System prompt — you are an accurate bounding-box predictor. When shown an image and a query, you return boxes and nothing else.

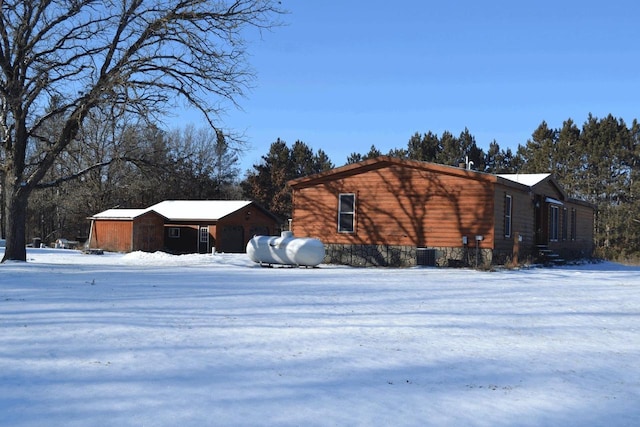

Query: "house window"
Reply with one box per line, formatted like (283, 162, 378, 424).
(504, 194, 512, 238)
(571, 208, 577, 240)
(168, 227, 180, 238)
(338, 193, 355, 233)
(200, 226, 209, 243)
(550, 205, 559, 241)
(562, 208, 568, 241)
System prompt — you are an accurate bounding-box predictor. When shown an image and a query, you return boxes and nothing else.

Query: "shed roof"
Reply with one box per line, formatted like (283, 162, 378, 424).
(90, 200, 280, 223)
(147, 200, 253, 221)
(91, 209, 151, 220)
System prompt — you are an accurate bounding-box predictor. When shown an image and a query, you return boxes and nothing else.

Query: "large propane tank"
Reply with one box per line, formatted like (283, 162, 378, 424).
(246, 231, 325, 267)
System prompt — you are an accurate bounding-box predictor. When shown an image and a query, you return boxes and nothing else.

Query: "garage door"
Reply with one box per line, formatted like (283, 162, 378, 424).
(219, 225, 244, 253)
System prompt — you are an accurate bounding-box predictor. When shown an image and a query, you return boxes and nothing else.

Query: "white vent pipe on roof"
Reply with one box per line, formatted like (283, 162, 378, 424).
(246, 231, 325, 267)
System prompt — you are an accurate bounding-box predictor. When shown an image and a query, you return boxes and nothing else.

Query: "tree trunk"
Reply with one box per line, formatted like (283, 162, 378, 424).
(2, 183, 29, 262)
(0, 177, 5, 239)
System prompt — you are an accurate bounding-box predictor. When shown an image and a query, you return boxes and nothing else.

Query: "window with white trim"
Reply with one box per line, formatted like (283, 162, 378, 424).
(168, 227, 180, 238)
(338, 193, 355, 233)
(550, 205, 559, 241)
(562, 208, 568, 240)
(504, 194, 512, 238)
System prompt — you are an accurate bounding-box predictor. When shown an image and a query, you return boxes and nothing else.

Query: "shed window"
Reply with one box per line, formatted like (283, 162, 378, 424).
(504, 194, 512, 238)
(168, 227, 180, 238)
(338, 193, 355, 233)
(550, 205, 559, 241)
(562, 208, 568, 241)
(571, 208, 577, 240)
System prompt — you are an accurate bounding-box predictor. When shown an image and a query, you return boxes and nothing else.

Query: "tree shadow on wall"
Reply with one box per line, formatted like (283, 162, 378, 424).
(291, 161, 495, 266)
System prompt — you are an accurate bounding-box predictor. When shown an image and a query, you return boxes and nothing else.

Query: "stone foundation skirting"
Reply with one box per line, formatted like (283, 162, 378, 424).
(324, 244, 494, 267)
(324, 244, 417, 267)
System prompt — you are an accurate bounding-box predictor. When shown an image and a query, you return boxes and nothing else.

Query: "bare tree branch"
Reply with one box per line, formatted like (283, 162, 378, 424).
(1, 0, 284, 261)
(34, 155, 146, 189)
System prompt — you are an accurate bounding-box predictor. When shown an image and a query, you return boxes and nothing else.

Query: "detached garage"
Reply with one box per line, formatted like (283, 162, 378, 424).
(88, 200, 281, 254)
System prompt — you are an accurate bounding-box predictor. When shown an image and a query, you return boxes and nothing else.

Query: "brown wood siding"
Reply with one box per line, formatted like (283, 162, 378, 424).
(493, 185, 536, 255)
(92, 220, 134, 252)
(132, 214, 165, 252)
(219, 205, 280, 252)
(533, 180, 564, 200)
(90, 212, 165, 253)
(164, 224, 200, 253)
(292, 164, 496, 248)
(574, 203, 595, 253)
(162, 204, 280, 254)
(548, 200, 594, 257)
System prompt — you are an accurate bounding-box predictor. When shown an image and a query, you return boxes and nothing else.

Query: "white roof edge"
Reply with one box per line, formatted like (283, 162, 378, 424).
(497, 173, 551, 187)
(91, 208, 151, 219)
(92, 200, 258, 221)
(545, 197, 564, 205)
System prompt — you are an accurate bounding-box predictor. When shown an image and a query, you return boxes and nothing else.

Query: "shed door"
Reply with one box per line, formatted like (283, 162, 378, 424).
(138, 225, 159, 252)
(198, 226, 210, 254)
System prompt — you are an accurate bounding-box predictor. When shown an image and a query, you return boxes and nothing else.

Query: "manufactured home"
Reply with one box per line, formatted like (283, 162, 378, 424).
(288, 156, 594, 267)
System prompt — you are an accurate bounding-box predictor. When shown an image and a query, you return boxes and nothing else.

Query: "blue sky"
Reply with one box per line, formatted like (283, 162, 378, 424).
(176, 1, 640, 171)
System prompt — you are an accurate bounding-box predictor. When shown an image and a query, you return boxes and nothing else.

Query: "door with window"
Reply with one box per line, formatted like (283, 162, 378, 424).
(198, 226, 209, 254)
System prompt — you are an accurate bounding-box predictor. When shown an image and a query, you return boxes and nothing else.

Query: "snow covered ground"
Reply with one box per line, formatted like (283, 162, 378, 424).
(1, 248, 639, 427)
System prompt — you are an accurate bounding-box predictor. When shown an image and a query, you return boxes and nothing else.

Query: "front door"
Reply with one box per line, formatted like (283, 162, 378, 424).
(198, 226, 209, 253)
(534, 195, 548, 245)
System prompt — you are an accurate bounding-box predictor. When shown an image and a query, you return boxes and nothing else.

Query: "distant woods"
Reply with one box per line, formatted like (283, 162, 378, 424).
(17, 113, 640, 262)
(518, 115, 640, 262)
(22, 123, 243, 245)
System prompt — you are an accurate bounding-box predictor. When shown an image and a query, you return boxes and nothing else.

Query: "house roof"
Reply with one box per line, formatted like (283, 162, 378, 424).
(498, 173, 567, 199)
(289, 156, 575, 200)
(146, 200, 253, 221)
(288, 156, 497, 188)
(497, 173, 551, 186)
(289, 156, 562, 189)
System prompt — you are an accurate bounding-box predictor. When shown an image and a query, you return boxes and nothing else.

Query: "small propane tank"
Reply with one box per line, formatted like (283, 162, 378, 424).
(246, 231, 325, 267)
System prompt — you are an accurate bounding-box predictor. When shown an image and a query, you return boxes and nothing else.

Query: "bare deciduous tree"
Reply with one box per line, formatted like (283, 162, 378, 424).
(165, 125, 242, 200)
(0, 0, 282, 261)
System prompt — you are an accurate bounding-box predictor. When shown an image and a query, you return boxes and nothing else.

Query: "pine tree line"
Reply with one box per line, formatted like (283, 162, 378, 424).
(517, 115, 639, 261)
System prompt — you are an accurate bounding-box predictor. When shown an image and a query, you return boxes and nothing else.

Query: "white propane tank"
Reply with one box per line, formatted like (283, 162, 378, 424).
(246, 231, 325, 267)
